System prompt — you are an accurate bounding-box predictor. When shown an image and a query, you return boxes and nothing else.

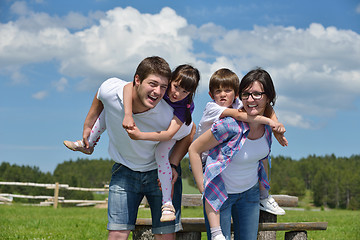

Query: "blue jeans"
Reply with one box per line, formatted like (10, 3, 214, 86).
(107, 163, 182, 234)
(204, 182, 260, 240)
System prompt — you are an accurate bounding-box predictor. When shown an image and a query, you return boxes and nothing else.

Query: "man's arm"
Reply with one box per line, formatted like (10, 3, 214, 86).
(168, 123, 196, 184)
(82, 92, 104, 148)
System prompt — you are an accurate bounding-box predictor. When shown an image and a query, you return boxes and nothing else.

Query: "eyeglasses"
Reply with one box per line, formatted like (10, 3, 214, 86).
(240, 91, 266, 100)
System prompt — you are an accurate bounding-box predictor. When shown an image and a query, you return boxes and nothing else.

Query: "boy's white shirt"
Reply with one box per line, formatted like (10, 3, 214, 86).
(97, 77, 190, 172)
(196, 98, 243, 139)
(195, 98, 243, 164)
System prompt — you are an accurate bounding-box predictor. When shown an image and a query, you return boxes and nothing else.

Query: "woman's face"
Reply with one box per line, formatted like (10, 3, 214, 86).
(241, 81, 269, 116)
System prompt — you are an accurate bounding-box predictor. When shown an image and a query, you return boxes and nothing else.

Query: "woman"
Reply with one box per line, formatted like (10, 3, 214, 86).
(189, 68, 279, 240)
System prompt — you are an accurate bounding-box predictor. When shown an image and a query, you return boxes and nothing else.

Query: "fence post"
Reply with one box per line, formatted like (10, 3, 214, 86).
(54, 182, 59, 209)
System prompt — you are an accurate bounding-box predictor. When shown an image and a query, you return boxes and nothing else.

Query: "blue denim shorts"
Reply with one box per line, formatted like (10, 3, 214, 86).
(107, 163, 183, 234)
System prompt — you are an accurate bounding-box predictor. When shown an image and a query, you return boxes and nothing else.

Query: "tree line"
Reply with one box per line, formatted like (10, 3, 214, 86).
(1, 154, 359, 209)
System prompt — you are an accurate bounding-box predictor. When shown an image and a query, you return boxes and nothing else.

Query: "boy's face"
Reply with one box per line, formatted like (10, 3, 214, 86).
(209, 87, 237, 107)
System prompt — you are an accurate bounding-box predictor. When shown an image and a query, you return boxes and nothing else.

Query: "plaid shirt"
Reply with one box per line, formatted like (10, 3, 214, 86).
(203, 117, 272, 211)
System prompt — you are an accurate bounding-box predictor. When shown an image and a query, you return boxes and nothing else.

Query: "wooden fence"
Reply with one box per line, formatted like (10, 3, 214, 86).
(0, 181, 108, 208)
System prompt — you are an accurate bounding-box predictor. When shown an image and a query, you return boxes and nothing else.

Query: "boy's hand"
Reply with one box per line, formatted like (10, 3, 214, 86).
(122, 115, 136, 130)
(273, 131, 288, 147)
(271, 121, 286, 134)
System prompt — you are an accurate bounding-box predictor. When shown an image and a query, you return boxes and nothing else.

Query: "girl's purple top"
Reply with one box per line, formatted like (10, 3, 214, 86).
(163, 93, 194, 124)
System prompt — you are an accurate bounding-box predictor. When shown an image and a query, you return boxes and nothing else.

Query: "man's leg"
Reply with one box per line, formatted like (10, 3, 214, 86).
(107, 163, 144, 239)
(108, 230, 131, 240)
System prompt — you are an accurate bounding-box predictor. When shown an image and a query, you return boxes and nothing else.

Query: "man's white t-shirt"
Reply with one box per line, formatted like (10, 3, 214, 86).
(97, 77, 190, 172)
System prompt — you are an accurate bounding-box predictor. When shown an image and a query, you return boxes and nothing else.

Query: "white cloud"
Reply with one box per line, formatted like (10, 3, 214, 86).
(32, 91, 48, 100)
(53, 77, 68, 92)
(1, 5, 360, 129)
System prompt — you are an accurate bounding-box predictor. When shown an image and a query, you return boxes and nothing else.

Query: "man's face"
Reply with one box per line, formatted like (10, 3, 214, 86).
(134, 74, 169, 112)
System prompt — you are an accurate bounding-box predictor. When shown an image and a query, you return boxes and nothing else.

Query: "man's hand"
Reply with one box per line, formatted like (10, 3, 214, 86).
(125, 126, 142, 140)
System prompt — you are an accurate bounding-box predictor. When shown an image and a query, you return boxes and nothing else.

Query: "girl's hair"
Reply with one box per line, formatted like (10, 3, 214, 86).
(171, 64, 200, 125)
(209, 68, 240, 96)
(239, 67, 276, 106)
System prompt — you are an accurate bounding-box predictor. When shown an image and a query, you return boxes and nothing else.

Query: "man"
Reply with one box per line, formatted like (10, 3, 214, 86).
(82, 56, 195, 240)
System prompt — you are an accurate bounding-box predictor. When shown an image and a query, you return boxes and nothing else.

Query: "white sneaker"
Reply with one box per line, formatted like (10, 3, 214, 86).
(260, 195, 285, 215)
(213, 234, 226, 240)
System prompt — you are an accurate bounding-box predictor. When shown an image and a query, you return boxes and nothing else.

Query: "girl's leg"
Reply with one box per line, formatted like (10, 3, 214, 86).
(87, 110, 106, 147)
(155, 139, 176, 222)
(63, 110, 106, 154)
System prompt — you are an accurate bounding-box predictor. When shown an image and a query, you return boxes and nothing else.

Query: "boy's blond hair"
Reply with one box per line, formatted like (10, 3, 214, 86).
(209, 68, 240, 96)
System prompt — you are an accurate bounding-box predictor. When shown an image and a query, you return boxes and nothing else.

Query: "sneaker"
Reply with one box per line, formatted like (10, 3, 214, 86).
(213, 234, 226, 240)
(260, 195, 285, 215)
(160, 204, 176, 222)
(63, 140, 94, 155)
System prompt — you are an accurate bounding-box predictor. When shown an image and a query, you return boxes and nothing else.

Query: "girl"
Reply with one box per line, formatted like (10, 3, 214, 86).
(64, 64, 200, 222)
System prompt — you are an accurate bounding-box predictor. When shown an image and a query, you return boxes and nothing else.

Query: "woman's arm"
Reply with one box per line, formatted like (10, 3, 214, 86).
(122, 82, 136, 129)
(264, 105, 288, 146)
(82, 92, 104, 148)
(188, 129, 220, 194)
(126, 115, 183, 141)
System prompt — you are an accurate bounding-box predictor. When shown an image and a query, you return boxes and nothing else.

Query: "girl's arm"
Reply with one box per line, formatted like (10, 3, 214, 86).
(122, 82, 136, 129)
(188, 129, 220, 194)
(126, 115, 183, 141)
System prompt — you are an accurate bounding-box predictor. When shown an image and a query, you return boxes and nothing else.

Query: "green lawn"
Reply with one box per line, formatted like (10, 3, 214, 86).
(1, 203, 359, 240)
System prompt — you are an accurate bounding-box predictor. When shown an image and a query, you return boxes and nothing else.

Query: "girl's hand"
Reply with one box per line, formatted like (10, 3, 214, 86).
(125, 126, 142, 140)
(122, 115, 135, 130)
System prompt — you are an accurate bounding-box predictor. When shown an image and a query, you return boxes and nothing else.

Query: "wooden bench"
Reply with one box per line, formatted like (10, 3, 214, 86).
(134, 194, 327, 240)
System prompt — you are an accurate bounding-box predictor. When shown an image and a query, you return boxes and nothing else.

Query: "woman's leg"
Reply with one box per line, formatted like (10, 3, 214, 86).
(231, 183, 260, 240)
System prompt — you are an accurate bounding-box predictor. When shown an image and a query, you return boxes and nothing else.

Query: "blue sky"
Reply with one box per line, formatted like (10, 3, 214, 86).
(1, 0, 360, 173)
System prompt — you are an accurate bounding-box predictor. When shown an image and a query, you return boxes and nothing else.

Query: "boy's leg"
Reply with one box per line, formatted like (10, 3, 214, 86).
(259, 159, 285, 215)
(204, 200, 225, 240)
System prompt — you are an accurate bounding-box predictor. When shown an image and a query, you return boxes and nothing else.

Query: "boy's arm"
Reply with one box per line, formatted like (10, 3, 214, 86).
(82, 92, 104, 148)
(221, 106, 288, 146)
(125, 116, 183, 141)
(122, 83, 136, 129)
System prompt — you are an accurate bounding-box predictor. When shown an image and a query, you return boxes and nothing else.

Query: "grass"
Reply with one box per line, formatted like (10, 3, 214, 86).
(1, 203, 359, 240)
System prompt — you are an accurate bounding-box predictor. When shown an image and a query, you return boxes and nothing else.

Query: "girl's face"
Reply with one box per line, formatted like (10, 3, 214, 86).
(210, 87, 237, 107)
(167, 80, 190, 102)
(241, 81, 269, 116)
